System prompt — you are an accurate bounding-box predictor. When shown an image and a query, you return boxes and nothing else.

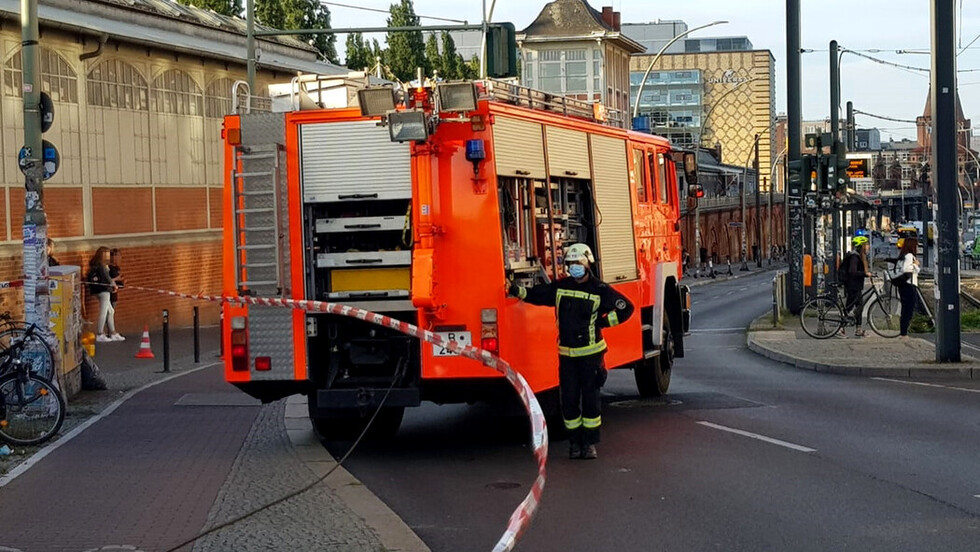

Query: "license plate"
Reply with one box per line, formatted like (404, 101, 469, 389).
(433, 331, 471, 356)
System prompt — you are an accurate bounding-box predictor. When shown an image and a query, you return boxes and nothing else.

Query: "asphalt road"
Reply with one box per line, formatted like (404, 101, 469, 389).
(327, 272, 980, 552)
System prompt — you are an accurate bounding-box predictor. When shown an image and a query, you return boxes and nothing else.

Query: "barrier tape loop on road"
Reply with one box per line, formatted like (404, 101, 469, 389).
(91, 281, 548, 552)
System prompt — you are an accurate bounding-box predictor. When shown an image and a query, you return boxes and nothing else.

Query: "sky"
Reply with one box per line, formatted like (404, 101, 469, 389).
(325, 0, 980, 143)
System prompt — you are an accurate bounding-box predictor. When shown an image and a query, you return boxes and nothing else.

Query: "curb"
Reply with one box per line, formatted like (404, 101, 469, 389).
(747, 332, 980, 379)
(283, 396, 430, 552)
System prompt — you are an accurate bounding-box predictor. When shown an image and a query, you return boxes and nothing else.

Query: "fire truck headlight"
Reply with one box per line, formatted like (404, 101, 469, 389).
(437, 82, 478, 113)
(357, 87, 397, 117)
(388, 110, 430, 142)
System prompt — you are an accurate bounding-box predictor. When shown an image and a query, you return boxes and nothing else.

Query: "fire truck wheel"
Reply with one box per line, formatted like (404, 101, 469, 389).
(634, 317, 673, 397)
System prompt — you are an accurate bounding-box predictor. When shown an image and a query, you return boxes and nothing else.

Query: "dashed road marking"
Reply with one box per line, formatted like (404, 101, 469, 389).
(696, 421, 817, 453)
(871, 377, 980, 394)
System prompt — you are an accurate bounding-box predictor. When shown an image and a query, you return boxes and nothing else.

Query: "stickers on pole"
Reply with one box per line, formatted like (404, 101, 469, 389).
(18, 139, 60, 181)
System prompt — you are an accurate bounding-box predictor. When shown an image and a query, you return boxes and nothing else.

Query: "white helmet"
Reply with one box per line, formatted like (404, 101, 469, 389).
(564, 243, 595, 266)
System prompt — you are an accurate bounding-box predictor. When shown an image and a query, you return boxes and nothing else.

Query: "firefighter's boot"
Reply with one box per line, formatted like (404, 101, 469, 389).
(582, 444, 597, 460)
(569, 443, 582, 459)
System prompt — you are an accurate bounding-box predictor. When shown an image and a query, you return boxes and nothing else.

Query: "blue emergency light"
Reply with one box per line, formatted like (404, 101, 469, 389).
(465, 139, 486, 175)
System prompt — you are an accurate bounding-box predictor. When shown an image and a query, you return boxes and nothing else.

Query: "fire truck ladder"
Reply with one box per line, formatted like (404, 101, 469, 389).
(232, 144, 286, 296)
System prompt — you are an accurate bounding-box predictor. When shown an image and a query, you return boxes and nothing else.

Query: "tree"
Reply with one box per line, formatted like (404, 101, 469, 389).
(385, 0, 428, 82)
(440, 32, 460, 79)
(177, 0, 242, 17)
(460, 54, 480, 80)
(255, 0, 337, 64)
(425, 33, 443, 78)
(345, 33, 373, 71)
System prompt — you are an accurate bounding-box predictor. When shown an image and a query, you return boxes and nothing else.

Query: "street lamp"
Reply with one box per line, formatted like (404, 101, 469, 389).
(631, 20, 728, 120)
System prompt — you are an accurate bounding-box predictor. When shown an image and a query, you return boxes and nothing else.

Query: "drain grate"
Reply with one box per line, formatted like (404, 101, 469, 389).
(486, 481, 522, 490)
(609, 392, 765, 411)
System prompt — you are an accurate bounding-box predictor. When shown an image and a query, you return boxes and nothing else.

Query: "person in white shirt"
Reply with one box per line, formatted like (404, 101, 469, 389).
(894, 237, 921, 338)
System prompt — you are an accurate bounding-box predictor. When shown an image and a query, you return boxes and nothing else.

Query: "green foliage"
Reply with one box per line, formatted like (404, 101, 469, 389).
(177, 0, 242, 17)
(255, 0, 337, 63)
(385, 0, 429, 81)
(961, 310, 980, 330)
(345, 33, 373, 71)
(461, 54, 480, 79)
(909, 313, 934, 334)
(425, 34, 443, 77)
(440, 32, 464, 79)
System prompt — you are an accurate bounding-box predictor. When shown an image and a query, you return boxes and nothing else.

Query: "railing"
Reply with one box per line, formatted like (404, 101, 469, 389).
(483, 79, 627, 128)
(681, 194, 786, 213)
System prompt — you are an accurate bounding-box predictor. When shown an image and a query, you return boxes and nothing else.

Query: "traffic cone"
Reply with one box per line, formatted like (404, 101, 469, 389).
(135, 326, 155, 359)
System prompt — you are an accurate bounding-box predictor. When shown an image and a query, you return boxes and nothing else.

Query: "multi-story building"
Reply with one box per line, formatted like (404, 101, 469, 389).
(517, 0, 645, 126)
(621, 21, 753, 55)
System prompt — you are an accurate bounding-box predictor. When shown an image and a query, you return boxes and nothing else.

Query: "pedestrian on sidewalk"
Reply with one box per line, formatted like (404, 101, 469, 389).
(46, 238, 60, 267)
(507, 243, 634, 460)
(109, 248, 125, 314)
(88, 246, 123, 343)
(838, 234, 872, 338)
(892, 237, 921, 339)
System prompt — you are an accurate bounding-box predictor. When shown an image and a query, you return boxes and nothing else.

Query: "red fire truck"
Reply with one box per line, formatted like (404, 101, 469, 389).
(222, 78, 695, 438)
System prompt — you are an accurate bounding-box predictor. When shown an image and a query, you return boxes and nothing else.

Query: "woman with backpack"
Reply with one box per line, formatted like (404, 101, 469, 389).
(88, 246, 123, 342)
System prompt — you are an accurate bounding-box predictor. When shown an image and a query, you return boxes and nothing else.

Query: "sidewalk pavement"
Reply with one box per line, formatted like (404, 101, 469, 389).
(748, 320, 980, 379)
(684, 259, 786, 288)
(0, 326, 428, 552)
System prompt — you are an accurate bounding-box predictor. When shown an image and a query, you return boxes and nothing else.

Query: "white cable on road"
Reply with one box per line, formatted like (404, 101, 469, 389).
(696, 421, 817, 453)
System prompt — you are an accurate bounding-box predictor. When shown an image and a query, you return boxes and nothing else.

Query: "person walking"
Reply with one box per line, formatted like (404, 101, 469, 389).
(88, 247, 123, 343)
(893, 237, 921, 339)
(838, 234, 872, 338)
(507, 243, 634, 460)
(46, 238, 60, 267)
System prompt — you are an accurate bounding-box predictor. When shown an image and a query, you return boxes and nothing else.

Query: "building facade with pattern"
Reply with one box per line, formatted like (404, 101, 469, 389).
(0, 0, 341, 331)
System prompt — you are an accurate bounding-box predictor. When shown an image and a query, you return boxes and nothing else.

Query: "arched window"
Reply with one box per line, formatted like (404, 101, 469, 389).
(151, 69, 202, 116)
(87, 59, 149, 110)
(3, 47, 78, 103)
(205, 78, 235, 118)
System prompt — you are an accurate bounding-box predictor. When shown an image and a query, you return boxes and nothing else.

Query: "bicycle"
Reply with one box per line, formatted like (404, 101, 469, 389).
(800, 272, 902, 339)
(0, 323, 65, 446)
(0, 312, 54, 381)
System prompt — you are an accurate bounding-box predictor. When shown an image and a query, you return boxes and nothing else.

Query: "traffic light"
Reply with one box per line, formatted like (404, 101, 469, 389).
(835, 142, 851, 190)
(688, 184, 704, 198)
(818, 154, 839, 193)
(486, 23, 518, 78)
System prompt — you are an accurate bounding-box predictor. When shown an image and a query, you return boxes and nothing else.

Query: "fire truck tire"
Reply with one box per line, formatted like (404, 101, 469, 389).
(634, 317, 673, 397)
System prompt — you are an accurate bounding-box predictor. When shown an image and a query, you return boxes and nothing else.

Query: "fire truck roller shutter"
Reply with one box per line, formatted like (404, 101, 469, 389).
(589, 134, 638, 282)
(492, 116, 546, 179)
(299, 121, 411, 203)
(545, 126, 591, 179)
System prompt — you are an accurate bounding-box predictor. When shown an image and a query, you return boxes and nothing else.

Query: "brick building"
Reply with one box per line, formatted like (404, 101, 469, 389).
(0, 0, 342, 331)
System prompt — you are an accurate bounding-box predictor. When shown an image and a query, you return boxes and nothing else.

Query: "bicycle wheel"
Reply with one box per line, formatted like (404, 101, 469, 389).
(0, 328, 55, 381)
(868, 294, 901, 338)
(800, 295, 844, 339)
(0, 373, 65, 446)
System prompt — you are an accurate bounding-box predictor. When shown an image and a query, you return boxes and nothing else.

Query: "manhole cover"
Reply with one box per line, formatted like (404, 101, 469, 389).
(608, 397, 682, 408)
(486, 481, 522, 490)
(174, 393, 261, 407)
(609, 393, 765, 411)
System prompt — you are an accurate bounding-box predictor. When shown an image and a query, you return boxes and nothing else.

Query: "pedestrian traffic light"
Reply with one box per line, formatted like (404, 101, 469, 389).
(819, 154, 837, 192)
(485, 23, 518, 78)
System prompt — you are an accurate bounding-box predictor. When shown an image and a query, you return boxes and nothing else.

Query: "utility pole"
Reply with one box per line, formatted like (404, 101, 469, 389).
(829, 40, 841, 282)
(755, 134, 762, 267)
(246, 0, 255, 93)
(768, 176, 773, 264)
(20, 0, 49, 333)
(931, 0, 961, 362)
(786, 0, 805, 313)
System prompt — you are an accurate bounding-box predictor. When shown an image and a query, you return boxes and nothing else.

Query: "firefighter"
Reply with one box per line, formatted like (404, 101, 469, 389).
(507, 243, 634, 459)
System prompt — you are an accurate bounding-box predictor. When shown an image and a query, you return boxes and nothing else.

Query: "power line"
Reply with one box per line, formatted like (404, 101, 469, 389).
(320, 1, 469, 24)
(854, 109, 917, 124)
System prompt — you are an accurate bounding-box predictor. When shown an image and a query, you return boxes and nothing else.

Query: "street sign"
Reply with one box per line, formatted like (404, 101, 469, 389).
(845, 157, 870, 179)
(39, 91, 54, 133)
(18, 139, 60, 181)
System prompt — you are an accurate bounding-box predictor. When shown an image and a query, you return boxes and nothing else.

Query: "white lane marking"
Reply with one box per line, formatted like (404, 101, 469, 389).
(689, 328, 745, 333)
(696, 421, 817, 453)
(871, 377, 980, 394)
(960, 341, 980, 354)
(0, 362, 218, 489)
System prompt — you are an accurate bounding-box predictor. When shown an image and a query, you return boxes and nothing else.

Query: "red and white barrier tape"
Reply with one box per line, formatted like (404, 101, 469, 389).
(118, 283, 547, 551)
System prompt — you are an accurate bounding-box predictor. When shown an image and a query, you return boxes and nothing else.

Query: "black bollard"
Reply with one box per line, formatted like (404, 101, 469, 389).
(193, 306, 200, 364)
(218, 311, 224, 359)
(162, 309, 170, 373)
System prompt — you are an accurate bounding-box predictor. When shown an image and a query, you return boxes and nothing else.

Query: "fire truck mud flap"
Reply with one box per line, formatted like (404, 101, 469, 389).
(679, 284, 692, 335)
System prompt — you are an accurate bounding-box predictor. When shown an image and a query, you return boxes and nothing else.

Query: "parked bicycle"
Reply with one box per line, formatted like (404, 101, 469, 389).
(0, 323, 65, 446)
(800, 273, 902, 339)
(0, 311, 54, 381)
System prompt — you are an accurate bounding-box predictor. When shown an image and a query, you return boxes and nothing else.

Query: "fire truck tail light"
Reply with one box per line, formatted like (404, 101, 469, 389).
(231, 340, 248, 372)
(357, 87, 396, 117)
(481, 337, 499, 354)
(226, 127, 241, 146)
(481, 308, 498, 323)
(254, 356, 271, 371)
(231, 316, 247, 330)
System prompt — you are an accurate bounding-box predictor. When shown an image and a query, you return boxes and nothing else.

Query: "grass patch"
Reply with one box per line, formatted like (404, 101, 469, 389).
(962, 310, 980, 330)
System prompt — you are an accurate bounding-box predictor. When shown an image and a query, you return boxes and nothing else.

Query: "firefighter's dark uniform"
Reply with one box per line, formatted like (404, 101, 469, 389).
(511, 275, 634, 451)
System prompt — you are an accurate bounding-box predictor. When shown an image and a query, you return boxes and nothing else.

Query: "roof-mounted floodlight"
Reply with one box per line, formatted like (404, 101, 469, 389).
(388, 110, 429, 142)
(437, 82, 478, 113)
(357, 87, 396, 117)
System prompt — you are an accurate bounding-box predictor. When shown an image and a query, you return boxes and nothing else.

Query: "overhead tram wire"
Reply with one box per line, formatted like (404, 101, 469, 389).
(852, 109, 917, 125)
(320, 1, 469, 24)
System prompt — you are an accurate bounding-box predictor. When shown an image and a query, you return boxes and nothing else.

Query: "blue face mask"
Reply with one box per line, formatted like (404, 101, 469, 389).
(568, 264, 587, 279)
